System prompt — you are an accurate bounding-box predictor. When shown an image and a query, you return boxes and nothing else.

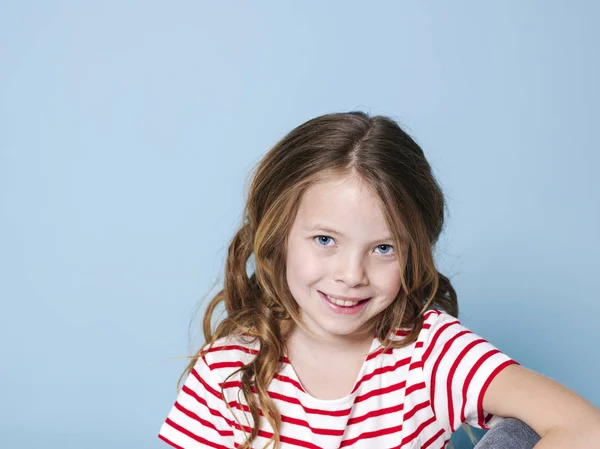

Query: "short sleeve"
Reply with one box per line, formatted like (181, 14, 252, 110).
(158, 355, 235, 449)
(421, 310, 519, 432)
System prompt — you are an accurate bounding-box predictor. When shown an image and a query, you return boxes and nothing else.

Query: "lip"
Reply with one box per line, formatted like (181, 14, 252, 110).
(319, 291, 369, 302)
(318, 290, 371, 315)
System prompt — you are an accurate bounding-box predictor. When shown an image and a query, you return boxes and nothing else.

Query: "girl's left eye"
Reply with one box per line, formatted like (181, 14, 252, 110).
(314, 235, 335, 246)
(375, 244, 394, 255)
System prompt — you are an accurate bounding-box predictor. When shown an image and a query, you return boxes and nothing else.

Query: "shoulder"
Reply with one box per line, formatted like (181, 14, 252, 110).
(390, 309, 458, 343)
(198, 333, 261, 382)
(419, 308, 460, 339)
(422, 308, 457, 327)
(392, 308, 500, 370)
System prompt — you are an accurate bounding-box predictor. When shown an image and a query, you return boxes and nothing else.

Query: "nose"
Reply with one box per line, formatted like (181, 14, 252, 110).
(334, 253, 369, 287)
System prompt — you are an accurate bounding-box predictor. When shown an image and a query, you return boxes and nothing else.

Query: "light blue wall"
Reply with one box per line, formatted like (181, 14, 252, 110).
(1, 1, 598, 448)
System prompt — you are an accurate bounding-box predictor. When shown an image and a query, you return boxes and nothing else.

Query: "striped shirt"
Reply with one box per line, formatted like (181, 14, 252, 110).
(158, 309, 518, 449)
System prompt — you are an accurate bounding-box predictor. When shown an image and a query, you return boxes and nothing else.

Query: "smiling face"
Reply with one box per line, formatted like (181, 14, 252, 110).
(285, 172, 403, 342)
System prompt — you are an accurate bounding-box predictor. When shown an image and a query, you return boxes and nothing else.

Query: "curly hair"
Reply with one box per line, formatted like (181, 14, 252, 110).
(178, 111, 460, 448)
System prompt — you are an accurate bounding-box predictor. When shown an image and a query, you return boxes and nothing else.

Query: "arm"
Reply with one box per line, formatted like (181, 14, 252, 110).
(483, 364, 600, 448)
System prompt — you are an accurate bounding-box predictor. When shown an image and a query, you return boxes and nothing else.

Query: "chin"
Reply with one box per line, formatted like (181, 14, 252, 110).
(316, 319, 373, 338)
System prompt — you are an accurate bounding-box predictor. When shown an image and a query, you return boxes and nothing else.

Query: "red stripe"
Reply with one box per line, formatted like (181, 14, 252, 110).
(460, 349, 499, 422)
(422, 428, 445, 449)
(173, 399, 234, 436)
(181, 384, 214, 408)
(405, 381, 426, 396)
(409, 361, 423, 370)
(366, 346, 394, 360)
(163, 417, 231, 449)
(183, 384, 225, 420)
(208, 344, 259, 355)
(339, 423, 403, 447)
(400, 403, 439, 447)
(424, 310, 441, 320)
(446, 339, 486, 431)
(191, 368, 222, 400)
(211, 360, 245, 370)
(422, 319, 460, 363)
(477, 360, 519, 429)
(394, 321, 432, 337)
(401, 415, 436, 447)
(207, 344, 291, 365)
(429, 330, 471, 417)
(274, 373, 306, 392)
(181, 386, 235, 426)
(278, 433, 322, 449)
(158, 434, 185, 449)
(221, 377, 304, 397)
(220, 372, 305, 394)
(280, 414, 344, 436)
(403, 399, 429, 420)
(220, 380, 243, 389)
(351, 356, 411, 393)
(223, 387, 352, 418)
(224, 398, 252, 415)
(347, 403, 405, 425)
(227, 420, 323, 449)
(355, 380, 406, 403)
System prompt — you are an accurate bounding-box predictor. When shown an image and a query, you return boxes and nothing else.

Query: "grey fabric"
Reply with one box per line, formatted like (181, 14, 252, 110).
(473, 418, 540, 449)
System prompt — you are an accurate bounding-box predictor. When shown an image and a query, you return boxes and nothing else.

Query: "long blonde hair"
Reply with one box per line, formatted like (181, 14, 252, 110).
(180, 111, 463, 448)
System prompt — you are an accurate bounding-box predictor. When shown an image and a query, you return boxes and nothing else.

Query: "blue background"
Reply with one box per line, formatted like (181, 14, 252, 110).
(1, 1, 598, 448)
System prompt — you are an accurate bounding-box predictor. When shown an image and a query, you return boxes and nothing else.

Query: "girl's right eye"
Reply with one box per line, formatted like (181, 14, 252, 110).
(314, 235, 335, 246)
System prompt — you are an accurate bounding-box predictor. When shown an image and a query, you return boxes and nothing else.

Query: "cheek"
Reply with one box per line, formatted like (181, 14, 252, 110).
(371, 263, 402, 297)
(291, 258, 324, 287)
(286, 240, 324, 288)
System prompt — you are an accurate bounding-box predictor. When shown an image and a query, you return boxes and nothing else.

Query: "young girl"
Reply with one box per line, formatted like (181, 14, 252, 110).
(158, 112, 600, 449)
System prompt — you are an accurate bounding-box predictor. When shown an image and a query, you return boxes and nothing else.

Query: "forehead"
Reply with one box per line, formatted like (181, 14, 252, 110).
(294, 174, 391, 237)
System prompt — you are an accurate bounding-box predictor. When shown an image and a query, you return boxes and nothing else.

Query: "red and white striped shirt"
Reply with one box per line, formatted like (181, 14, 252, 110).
(159, 309, 517, 449)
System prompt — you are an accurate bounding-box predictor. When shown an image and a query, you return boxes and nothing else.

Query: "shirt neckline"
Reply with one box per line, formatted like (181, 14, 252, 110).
(282, 335, 383, 408)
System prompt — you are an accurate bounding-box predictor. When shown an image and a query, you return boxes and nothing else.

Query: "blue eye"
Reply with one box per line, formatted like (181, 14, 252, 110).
(376, 244, 394, 255)
(315, 235, 334, 246)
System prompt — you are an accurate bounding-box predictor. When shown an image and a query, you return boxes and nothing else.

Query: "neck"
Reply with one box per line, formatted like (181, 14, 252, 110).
(287, 323, 375, 358)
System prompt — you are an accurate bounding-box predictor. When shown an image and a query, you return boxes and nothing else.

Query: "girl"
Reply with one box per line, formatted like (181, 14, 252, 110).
(158, 112, 600, 449)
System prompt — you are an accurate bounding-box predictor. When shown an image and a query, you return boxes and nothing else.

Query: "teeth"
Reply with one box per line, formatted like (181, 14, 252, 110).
(327, 295, 361, 307)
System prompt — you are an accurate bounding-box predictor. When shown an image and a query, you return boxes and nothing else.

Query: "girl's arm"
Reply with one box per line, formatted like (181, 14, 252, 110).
(483, 364, 600, 448)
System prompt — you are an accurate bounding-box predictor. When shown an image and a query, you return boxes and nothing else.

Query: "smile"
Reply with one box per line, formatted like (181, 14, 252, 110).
(326, 294, 369, 307)
(318, 290, 372, 313)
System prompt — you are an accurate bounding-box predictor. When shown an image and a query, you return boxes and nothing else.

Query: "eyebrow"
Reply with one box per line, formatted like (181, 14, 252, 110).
(303, 224, 394, 244)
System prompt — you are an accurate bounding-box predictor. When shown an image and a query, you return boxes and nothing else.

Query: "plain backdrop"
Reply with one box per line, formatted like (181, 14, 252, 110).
(1, 1, 598, 448)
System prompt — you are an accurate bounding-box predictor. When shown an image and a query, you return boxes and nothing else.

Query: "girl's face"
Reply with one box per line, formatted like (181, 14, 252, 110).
(285, 173, 403, 342)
